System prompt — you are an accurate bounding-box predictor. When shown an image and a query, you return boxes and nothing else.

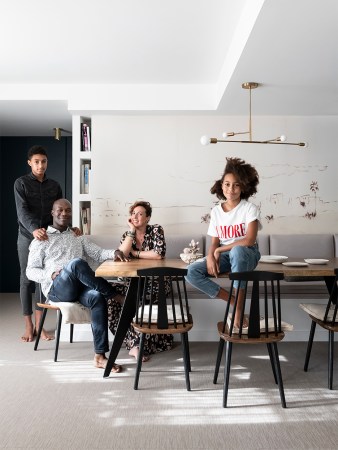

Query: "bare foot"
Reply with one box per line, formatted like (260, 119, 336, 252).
(94, 354, 122, 372)
(234, 315, 249, 329)
(21, 317, 34, 342)
(34, 328, 54, 341)
(129, 346, 150, 362)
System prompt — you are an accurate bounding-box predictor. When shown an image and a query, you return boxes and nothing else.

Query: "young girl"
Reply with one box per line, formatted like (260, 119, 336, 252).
(186, 157, 261, 327)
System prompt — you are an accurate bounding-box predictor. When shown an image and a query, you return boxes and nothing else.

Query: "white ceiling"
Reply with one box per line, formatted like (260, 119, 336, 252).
(0, 0, 337, 136)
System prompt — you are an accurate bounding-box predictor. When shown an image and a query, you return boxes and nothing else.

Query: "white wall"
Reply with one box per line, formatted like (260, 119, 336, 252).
(91, 115, 338, 236)
(69, 114, 338, 343)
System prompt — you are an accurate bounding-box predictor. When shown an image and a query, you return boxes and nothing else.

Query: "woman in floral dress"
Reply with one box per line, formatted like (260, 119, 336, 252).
(107, 201, 173, 361)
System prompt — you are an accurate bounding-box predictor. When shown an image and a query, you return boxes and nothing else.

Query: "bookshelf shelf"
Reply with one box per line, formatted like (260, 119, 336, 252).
(72, 115, 92, 234)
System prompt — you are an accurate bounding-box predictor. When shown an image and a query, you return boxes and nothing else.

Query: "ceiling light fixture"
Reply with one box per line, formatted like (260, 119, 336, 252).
(53, 127, 71, 141)
(201, 82, 307, 147)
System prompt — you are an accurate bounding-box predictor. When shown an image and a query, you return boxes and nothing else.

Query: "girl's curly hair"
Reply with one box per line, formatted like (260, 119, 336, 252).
(210, 157, 259, 200)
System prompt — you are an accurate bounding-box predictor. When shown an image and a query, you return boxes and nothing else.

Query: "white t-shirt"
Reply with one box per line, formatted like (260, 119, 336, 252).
(207, 199, 262, 246)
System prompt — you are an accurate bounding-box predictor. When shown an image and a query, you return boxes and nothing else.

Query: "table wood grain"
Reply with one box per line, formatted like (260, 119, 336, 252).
(95, 258, 188, 278)
(95, 257, 338, 278)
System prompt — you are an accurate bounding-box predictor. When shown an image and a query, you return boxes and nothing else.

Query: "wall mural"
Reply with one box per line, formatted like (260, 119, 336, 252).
(91, 113, 338, 236)
(198, 163, 336, 231)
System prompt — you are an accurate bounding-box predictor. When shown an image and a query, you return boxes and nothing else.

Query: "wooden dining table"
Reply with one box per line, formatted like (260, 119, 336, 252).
(96, 257, 338, 377)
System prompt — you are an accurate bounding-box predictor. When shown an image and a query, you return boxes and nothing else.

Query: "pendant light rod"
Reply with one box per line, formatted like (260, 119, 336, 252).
(208, 138, 306, 146)
(200, 82, 307, 147)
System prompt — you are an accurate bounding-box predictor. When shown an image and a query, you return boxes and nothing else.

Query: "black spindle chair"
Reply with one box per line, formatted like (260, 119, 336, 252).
(213, 271, 287, 408)
(301, 268, 338, 389)
(132, 267, 193, 391)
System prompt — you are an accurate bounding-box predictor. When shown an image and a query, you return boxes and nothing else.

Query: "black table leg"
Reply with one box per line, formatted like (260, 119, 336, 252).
(103, 277, 138, 377)
(324, 276, 335, 303)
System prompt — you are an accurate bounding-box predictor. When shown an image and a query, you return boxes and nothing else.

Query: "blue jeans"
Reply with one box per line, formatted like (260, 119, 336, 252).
(186, 245, 261, 298)
(48, 258, 117, 354)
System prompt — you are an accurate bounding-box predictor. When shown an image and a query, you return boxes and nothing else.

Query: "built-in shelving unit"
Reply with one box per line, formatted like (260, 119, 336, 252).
(72, 115, 92, 234)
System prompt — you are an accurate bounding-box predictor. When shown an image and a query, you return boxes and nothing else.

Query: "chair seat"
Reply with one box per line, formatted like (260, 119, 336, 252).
(37, 301, 91, 324)
(300, 303, 338, 324)
(308, 315, 338, 332)
(133, 316, 193, 335)
(35, 301, 91, 362)
(217, 321, 285, 343)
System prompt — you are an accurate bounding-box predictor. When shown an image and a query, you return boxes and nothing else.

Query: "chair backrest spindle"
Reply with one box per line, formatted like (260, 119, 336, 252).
(135, 267, 190, 330)
(224, 271, 284, 339)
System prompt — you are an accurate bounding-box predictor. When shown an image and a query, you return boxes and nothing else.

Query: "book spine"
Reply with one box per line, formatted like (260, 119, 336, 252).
(86, 125, 91, 151)
(84, 163, 90, 194)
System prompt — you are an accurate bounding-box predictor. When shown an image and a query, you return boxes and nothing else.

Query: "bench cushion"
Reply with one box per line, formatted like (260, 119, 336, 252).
(269, 234, 334, 259)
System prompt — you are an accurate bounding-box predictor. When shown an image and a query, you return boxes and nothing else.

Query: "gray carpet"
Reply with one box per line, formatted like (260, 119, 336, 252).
(1, 293, 338, 450)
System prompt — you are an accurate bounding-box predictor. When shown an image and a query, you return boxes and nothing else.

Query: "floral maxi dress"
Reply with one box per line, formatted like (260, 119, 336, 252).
(107, 224, 174, 355)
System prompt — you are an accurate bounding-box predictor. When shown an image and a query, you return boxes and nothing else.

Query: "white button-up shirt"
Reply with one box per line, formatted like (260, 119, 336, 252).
(26, 226, 116, 297)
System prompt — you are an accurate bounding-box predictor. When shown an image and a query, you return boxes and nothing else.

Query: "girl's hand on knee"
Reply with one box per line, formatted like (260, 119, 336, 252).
(207, 256, 219, 277)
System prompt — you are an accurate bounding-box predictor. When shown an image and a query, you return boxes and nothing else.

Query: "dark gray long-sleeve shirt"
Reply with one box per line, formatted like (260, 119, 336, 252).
(14, 172, 62, 239)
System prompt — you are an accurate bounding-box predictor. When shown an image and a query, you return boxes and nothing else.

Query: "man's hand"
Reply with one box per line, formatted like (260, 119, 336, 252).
(113, 250, 130, 262)
(71, 227, 82, 237)
(33, 228, 48, 241)
(51, 270, 61, 280)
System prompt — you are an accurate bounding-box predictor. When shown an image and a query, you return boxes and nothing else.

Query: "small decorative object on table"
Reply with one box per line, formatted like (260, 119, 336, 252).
(180, 239, 203, 264)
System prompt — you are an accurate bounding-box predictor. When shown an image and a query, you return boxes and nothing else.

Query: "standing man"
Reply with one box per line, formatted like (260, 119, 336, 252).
(14, 145, 63, 342)
(27, 198, 128, 371)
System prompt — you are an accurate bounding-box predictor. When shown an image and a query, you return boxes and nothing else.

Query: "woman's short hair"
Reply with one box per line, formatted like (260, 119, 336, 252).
(210, 157, 259, 200)
(129, 201, 152, 217)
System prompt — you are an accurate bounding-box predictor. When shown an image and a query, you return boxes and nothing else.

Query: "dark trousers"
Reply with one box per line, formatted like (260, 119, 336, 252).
(17, 232, 44, 316)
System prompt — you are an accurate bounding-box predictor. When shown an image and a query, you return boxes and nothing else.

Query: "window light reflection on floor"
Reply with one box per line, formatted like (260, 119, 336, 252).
(40, 357, 337, 427)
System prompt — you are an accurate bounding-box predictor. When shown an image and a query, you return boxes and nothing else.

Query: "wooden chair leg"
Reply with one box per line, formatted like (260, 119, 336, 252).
(181, 333, 191, 391)
(304, 320, 316, 371)
(34, 308, 48, 351)
(213, 339, 224, 384)
(267, 343, 278, 384)
(272, 343, 286, 408)
(328, 330, 334, 390)
(134, 333, 146, 390)
(223, 341, 232, 408)
(54, 310, 63, 362)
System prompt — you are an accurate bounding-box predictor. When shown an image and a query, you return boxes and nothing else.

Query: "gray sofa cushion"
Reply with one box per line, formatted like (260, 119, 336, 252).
(269, 234, 334, 259)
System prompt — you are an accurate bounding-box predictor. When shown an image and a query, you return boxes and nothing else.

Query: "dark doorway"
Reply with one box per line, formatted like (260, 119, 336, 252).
(0, 137, 72, 292)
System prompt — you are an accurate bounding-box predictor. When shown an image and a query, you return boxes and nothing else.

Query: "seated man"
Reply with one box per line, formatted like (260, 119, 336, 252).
(26, 198, 129, 372)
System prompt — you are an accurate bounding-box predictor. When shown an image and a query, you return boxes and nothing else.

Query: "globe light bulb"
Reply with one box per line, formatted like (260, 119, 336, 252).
(279, 135, 287, 142)
(222, 132, 229, 138)
(200, 135, 210, 146)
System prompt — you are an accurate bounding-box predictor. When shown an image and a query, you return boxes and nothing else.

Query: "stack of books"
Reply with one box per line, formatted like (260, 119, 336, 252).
(80, 206, 91, 235)
(81, 123, 91, 151)
(80, 163, 91, 194)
